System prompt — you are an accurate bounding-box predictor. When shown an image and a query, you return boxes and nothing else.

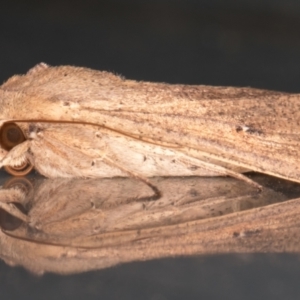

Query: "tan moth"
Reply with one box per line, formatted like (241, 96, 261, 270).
(0, 63, 298, 187)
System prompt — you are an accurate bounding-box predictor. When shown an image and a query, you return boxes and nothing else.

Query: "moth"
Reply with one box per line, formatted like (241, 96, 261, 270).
(0, 63, 299, 187)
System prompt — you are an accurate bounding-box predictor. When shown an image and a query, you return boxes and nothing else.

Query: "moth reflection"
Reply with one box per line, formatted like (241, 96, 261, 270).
(0, 174, 298, 275)
(0, 175, 288, 243)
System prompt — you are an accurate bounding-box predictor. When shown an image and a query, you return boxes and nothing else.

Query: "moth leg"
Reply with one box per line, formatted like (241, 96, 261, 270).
(0, 202, 29, 222)
(0, 140, 31, 170)
(100, 154, 161, 201)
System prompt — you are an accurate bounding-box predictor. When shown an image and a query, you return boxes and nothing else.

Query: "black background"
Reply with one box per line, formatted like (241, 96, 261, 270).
(1, 0, 300, 299)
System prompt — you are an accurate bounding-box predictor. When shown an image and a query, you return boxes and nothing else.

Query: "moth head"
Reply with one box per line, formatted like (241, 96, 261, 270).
(0, 122, 33, 176)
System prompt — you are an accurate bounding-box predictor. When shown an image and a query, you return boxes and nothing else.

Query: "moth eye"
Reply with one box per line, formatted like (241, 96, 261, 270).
(0, 123, 26, 151)
(4, 163, 34, 177)
(0, 123, 34, 176)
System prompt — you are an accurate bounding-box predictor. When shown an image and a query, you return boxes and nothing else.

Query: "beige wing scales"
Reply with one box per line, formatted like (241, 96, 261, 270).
(0, 64, 299, 182)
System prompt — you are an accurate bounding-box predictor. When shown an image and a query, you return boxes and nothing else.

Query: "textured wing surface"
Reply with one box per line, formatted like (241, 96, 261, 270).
(1, 65, 300, 181)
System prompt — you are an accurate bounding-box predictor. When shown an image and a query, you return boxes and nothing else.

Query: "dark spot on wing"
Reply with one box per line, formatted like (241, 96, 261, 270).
(246, 127, 264, 135)
(235, 125, 263, 135)
(189, 165, 199, 171)
(189, 189, 199, 197)
(235, 126, 243, 132)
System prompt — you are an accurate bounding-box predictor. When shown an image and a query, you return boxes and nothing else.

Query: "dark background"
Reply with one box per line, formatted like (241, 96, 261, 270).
(1, 0, 300, 299)
(2, 0, 300, 92)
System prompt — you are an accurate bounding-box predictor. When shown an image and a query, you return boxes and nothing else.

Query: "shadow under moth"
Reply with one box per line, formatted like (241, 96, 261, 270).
(0, 63, 299, 187)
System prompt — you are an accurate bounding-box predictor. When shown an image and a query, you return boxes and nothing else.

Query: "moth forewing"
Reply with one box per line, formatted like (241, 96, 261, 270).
(0, 63, 299, 184)
(0, 121, 255, 183)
